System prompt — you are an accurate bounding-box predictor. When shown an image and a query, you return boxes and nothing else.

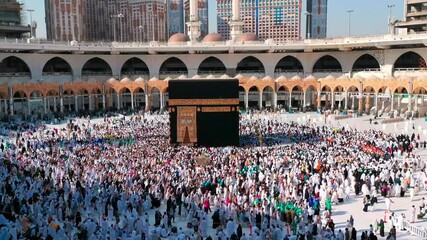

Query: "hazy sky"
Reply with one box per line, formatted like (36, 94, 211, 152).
(22, 0, 403, 39)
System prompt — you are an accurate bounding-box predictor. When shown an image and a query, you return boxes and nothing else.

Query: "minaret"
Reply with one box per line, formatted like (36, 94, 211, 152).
(229, 0, 244, 41)
(186, 0, 201, 42)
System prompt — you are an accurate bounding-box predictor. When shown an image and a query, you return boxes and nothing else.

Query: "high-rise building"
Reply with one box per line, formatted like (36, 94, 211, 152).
(395, 0, 427, 33)
(306, 0, 327, 39)
(0, 0, 31, 38)
(184, 0, 208, 38)
(217, 0, 302, 41)
(168, 0, 185, 36)
(45, 0, 168, 42)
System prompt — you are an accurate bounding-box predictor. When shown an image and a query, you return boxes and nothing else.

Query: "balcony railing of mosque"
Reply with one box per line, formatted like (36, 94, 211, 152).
(352, 68, 381, 72)
(81, 71, 112, 76)
(312, 69, 343, 73)
(121, 71, 150, 77)
(42, 72, 72, 76)
(0, 72, 30, 77)
(197, 71, 227, 75)
(394, 68, 426, 71)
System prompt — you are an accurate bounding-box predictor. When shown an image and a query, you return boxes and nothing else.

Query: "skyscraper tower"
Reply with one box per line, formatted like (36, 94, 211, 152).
(217, 0, 302, 41)
(306, 0, 328, 39)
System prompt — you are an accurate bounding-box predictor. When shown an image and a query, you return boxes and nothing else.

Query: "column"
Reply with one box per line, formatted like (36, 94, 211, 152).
(397, 95, 401, 108)
(317, 91, 321, 112)
(408, 94, 412, 113)
(344, 92, 348, 110)
(365, 94, 370, 113)
(352, 95, 355, 110)
(131, 92, 135, 110)
(289, 92, 292, 110)
(74, 95, 78, 112)
(258, 91, 262, 109)
(88, 95, 93, 111)
(53, 97, 57, 112)
(338, 93, 342, 111)
(391, 95, 394, 117)
(9, 95, 13, 116)
(160, 92, 163, 110)
(244, 92, 249, 110)
(145, 94, 150, 111)
(358, 96, 363, 114)
(27, 98, 31, 115)
(375, 93, 378, 115)
(325, 94, 329, 110)
(273, 91, 277, 110)
(117, 94, 120, 110)
(303, 91, 307, 112)
(43, 97, 47, 114)
(330, 93, 334, 111)
(60, 96, 64, 113)
(102, 94, 106, 110)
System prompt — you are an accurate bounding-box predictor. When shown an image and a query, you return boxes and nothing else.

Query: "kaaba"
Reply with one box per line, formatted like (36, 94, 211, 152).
(168, 79, 239, 147)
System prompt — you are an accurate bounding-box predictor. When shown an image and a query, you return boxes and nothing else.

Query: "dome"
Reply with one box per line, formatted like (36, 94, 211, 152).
(234, 74, 244, 80)
(206, 74, 216, 79)
(202, 33, 224, 43)
(107, 78, 118, 83)
(149, 77, 159, 81)
(177, 75, 187, 79)
(337, 75, 350, 81)
(168, 33, 190, 44)
(262, 76, 273, 81)
(238, 33, 258, 42)
(135, 77, 145, 82)
(220, 74, 230, 79)
(120, 77, 131, 83)
(275, 76, 287, 82)
(304, 75, 316, 81)
(164, 77, 172, 81)
(290, 76, 302, 81)
(192, 75, 201, 79)
(249, 76, 258, 81)
(324, 75, 336, 81)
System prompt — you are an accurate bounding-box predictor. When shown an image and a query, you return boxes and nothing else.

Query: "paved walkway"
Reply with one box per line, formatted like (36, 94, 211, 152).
(40, 112, 427, 239)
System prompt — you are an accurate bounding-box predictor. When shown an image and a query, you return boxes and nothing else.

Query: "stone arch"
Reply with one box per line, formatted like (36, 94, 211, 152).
(236, 56, 265, 74)
(274, 56, 304, 73)
(238, 86, 246, 108)
(159, 57, 188, 75)
(42, 57, 72, 75)
(29, 90, 44, 99)
(290, 85, 303, 111)
(133, 87, 146, 110)
(277, 85, 290, 109)
(121, 57, 150, 77)
(394, 87, 408, 94)
(197, 56, 226, 75)
(262, 85, 274, 109)
(414, 87, 427, 94)
(0, 56, 31, 77)
(394, 51, 426, 70)
(248, 86, 260, 108)
(305, 85, 317, 111)
(313, 55, 342, 72)
(352, 54, 380, 71)
(82, 57, 112, 76)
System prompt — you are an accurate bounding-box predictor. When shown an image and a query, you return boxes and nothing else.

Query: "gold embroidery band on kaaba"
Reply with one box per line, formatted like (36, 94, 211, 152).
(202, 107, 231, 112)
(169, 98, 239, 106)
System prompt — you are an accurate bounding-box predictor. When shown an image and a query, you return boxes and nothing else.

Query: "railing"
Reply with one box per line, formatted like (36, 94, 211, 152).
(237, 70, 265, 74)
(42, 72, 72, 76)
(313, 69, 342, 73)
(352, 68, 381, 72)
(0, 72, 31, 77)
(403, 220, 427, 239)
(395, 68, 426, 71)
(81, 71, 112, 76)
(197, 71, 227, 75)
(1, 32, 427, 49)
(121, 71, 150, 76)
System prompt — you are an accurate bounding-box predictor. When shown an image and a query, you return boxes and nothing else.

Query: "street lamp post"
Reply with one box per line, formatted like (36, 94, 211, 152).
(27, 9, 34, 38)
(305, 11, 312, 39)
(152, 13, 157, 42)
(139, 25, 144, 43)
(347, 10, 354, 37)
(110, 13, 124, 42)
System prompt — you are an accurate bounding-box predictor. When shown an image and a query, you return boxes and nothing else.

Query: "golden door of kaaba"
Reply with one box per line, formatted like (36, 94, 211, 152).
(168, 79, 240, 147)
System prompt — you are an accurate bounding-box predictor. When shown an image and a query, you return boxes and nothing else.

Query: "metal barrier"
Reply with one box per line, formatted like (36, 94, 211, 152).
(403, 220, 427, 239)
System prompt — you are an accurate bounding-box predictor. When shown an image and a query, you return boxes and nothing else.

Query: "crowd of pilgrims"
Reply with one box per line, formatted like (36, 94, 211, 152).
(0, 112, 425, 240)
